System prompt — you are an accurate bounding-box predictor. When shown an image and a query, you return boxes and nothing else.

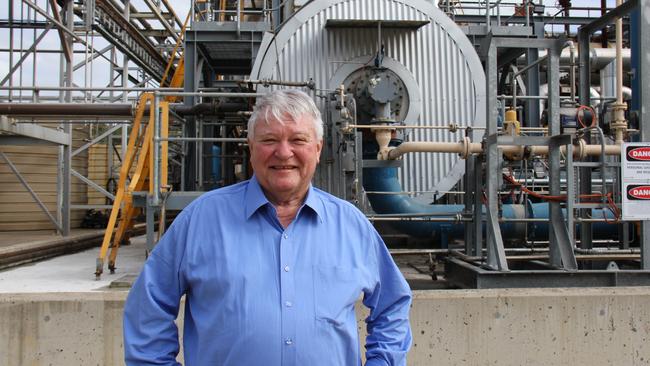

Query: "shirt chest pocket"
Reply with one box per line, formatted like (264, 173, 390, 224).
(313, 266, 363, 326)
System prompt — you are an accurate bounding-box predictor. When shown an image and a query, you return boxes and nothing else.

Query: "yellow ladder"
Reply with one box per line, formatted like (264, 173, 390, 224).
(95, 12, 190, 278)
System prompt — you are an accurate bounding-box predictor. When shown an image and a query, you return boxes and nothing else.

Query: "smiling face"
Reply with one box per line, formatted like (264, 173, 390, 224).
(249, 113, 323, 204)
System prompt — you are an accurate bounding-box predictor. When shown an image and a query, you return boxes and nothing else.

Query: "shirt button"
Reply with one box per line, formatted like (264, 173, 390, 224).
(283, 233, 288, 239)
(285, 339, 293, 345)
(285, 301, 293, 307)
(284, 265, 290, 272)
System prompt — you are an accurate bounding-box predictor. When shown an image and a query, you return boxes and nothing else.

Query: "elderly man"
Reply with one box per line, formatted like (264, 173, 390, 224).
(123, 89, 412, 365)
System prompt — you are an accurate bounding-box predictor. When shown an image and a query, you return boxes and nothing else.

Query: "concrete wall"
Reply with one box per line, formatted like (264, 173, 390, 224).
(2, 287, 650, 365)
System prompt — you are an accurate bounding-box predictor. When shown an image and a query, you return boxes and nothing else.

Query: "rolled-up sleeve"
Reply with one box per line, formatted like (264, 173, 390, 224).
(123, 212, 189, 365)
(363, 228, 412, 366)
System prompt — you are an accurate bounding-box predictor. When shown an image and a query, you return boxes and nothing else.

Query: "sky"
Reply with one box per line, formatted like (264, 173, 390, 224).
(0, 0, 618, 99)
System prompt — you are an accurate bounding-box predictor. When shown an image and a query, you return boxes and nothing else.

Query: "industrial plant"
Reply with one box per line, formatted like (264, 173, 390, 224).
(1, 0, 649, 364)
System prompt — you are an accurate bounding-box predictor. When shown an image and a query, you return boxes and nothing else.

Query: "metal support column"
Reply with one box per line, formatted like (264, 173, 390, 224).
(473, 155, 483, 258)
(60, 0, 74, 236)
(463, 154, 476, 255)
(639, 0, 650, 269)
(547, 40, 578, 270)
(578, 0, 640, 255)
(577, 23, 594, 252)
(484, 36, 508, 270)
(146, 195, 155, 252)
(183, 29, 197, 190)
(524, 22, 544, 128)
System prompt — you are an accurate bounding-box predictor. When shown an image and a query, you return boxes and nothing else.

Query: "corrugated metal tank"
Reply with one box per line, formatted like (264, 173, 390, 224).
(0, 127, 88, 231)
(251, 0, 485, 196)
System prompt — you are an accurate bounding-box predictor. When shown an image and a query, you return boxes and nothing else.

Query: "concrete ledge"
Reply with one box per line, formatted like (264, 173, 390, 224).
(2, 288, 650, 365)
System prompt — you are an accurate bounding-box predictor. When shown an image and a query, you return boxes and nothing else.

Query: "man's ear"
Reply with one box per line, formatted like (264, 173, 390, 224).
(316, 139, 323, 163)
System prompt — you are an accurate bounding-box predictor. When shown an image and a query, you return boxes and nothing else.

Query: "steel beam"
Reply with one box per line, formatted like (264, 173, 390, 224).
(0, 136, 62, 145)
(472, 156, 483, 258)
(463, 154, 476, 255)
(578, 16, 594, 253)
(92, 0, 169, 81)
(446, 257, 650, 289)
(524, 22, 543, 128)
(579, 0, 639, 35)
(72, 44, 113, 72)
(452, 14, 630, 27)
(71, 169, 116, 200)
(141, 0, 179, 43)
(484, 37, 508, 271)
(159, 0, 183, 29)
(547, 40, 578, 270)
(48, 0, 72, 62)
(0, 25, 52, 86)
(0, 116, 70, 145)
(20, 0, 120, 78)
(61, 0, 74, 236)
(72, 125, 122, 157)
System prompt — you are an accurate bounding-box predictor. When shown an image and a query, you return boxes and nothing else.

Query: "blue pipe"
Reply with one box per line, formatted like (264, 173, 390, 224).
(363, 166, 619, 243)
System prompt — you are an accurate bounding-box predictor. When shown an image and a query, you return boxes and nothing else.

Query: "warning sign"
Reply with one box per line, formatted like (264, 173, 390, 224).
(622, 143, 650, 220)
(626, 184, 650, 200)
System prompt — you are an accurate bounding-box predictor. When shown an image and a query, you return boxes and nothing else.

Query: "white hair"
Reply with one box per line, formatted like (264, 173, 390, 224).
(247, 89, 324, 140)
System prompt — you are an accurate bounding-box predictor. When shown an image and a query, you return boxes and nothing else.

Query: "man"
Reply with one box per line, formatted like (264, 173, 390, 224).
(123, 89, 412, 365)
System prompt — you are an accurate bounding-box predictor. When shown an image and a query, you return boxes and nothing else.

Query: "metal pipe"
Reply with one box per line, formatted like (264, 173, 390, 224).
(385, 140, 621, 160)
(164, 137, 247, 142)
(569, 41, 577, 103)
(0, 103, 135, 116)
(152, 93, 160, 206)
(237, 78, 315, 89)
(616, 0, 624, 106)
(367, 217, 468, 223)
(156, 91, 264, 97)
(0, 102, 249, 117)
(575, 247, 640, 254)
(347, 124, 486, 131)
(390, 249, 449, 255)
(532, 47, 632, 70)
(0, 86, 183, 92)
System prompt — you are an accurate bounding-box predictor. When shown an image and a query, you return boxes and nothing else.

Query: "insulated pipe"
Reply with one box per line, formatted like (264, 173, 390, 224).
(610, 0, 628, 144)
(172, 102, 248, 116)
(362, 166, 619, 243)
(0, 103, 135, 116)
(237, 78, 315, 89)
(532, 48, 631, 70)
(385, 140, 621, 160)
(0, 102, 248, 117)
(616, 0, 624, 106)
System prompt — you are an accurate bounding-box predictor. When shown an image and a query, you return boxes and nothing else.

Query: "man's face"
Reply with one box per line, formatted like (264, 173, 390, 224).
(249, 114, 323, 201)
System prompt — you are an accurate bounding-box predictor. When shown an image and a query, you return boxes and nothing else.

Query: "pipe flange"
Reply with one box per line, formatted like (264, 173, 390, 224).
(575, 138, 587, 161)
(459, 136, 471, 160)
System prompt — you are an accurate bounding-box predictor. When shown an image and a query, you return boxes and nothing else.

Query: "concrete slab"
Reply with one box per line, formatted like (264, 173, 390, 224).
(0, 229, 99, 249)
(0, 234, 147, 293)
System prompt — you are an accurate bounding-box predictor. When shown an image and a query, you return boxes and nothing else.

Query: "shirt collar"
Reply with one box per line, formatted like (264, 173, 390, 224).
(244, 175, 325, 223)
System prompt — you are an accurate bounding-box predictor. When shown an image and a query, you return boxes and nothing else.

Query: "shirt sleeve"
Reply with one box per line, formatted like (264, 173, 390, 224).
(362, 227, 413, 366)
(123, 212, 190, 365)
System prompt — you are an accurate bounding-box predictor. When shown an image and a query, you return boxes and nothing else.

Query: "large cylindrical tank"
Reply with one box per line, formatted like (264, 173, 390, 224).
(251, 0, 486, 196)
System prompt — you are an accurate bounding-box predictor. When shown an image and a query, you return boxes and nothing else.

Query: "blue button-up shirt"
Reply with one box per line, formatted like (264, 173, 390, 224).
(124, 176, 412, 365)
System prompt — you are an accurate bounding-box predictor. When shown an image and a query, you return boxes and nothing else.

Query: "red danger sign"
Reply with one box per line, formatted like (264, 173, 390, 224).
(627, 185, 650, 200)
(627, 146, 650, 161)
